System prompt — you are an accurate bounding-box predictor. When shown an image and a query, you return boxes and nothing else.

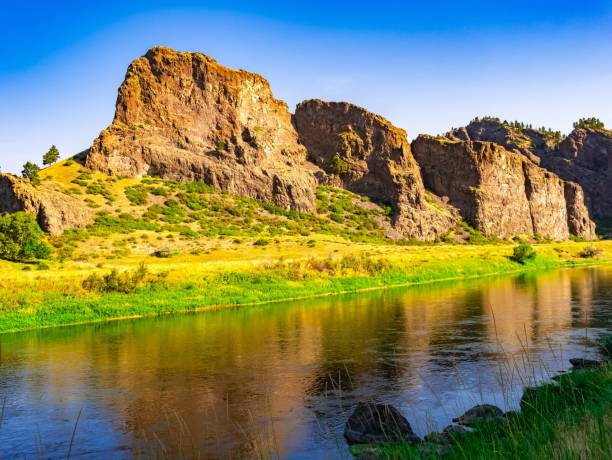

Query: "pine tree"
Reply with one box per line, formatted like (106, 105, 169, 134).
(42, 145, 60, 165)
(22, 161, 41, 185)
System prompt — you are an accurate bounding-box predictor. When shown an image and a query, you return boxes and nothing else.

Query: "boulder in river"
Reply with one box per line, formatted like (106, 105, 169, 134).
(344, 402, 420, 445)
(569, 358, 602, 369)
(452, 404, 504, 426)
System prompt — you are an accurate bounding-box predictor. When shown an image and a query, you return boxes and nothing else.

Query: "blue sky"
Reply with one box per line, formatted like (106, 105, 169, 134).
(1, 1, 612, 173)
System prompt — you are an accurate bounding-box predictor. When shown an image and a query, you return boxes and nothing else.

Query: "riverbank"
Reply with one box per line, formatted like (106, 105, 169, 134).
(1, 240, 612, 334)
(353, 336, 612, 459)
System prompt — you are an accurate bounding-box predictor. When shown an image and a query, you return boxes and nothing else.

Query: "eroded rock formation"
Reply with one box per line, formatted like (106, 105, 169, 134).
(86, 46, 318, 212)
(447, 119, 612, 223)
(0, 174, 94, 235)
(548, 128, 612, 220)
(411, 136, 595, 240)
(294, 100, 457, 240)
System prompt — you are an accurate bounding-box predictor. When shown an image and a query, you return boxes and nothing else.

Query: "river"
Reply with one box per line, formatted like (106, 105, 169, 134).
(1, 266, 611, 458)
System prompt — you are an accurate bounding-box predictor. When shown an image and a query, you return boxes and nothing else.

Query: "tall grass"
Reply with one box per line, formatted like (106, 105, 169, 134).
(0, 248, 573, 333)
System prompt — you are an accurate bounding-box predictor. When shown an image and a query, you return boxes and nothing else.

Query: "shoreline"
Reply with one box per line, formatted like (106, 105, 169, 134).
(353, 335, 612, 459)
(1, 241, 612, 335)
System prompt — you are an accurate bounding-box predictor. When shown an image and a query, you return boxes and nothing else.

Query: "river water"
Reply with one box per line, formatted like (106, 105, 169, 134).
(1, 267, 611, 459)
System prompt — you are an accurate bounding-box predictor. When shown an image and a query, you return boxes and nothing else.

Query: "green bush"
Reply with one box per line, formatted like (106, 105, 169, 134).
(330, 154, 349, 175)
(511, 242, 537, 264)
(124, 185, 149, 205)
(0, 212, 50, 261)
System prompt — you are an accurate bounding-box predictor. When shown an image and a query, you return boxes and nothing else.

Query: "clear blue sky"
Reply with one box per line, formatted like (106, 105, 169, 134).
(1, 1, 612, 173)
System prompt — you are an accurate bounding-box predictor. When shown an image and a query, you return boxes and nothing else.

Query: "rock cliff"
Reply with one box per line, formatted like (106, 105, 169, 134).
(411, 136, 595, 240)
(548, 128, 612, 220)
(294, 100, 457, 240)
(0, 174, 94, 235)
(86, 46, 318, 212)
(447, 119, 612, 223)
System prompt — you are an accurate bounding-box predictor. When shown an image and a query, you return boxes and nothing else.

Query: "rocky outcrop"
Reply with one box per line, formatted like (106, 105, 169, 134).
(86, 46, 318, 212)
(411, 136, 596, 240)
(545, 128, 612, 220)
(0, 174, 94, 235)
(448, 120, 612, 223)
(563, 182, 597, 239)
(447, 120, 558, 165)
(294, 100, 457, 240)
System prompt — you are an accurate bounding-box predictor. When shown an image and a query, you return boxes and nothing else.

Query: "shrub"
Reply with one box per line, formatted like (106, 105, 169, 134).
(254, 238, 270, 246)
(82, 262, 166, 293)
(330, 155, 349, 175)
(0, 212, 51, 261)
(579, 245, 603, 259)
(124, 186, 149, 206)
(151, 248, 173, 258)
(510, 242, 537, 264)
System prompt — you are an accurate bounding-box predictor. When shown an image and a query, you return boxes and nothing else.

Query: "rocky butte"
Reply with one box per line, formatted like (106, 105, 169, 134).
(86, 46, 318, 212)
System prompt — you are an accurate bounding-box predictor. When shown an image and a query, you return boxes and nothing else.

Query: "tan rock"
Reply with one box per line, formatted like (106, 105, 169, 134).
(0, 174, 94, 235)
(86, 46, 318, 212)
(411, 136, 595, 240)
(294, 100, 457, 240)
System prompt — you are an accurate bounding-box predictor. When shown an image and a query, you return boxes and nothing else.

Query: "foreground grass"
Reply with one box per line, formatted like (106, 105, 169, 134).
(370, 336, 612, 459)
(1, 240, 611, 334)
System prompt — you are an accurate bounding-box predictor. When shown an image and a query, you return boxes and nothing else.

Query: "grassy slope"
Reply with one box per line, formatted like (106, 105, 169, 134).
(1, 160, 611, 333)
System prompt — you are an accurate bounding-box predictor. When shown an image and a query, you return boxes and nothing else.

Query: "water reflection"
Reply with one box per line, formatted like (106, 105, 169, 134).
(1, 267, 611, 459)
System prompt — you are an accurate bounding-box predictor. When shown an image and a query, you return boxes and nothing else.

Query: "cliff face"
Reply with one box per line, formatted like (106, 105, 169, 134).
(0, 174, 94, 235)
(447, 120, 612, 223)
(86, 46, 318, 212)
(411, 136, 596, 240)
(548, 128, 612, 220)
(294, 100, 457, 240)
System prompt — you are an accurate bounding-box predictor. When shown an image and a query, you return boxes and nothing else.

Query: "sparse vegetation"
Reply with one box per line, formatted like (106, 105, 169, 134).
(580, 244, 604, 258)
(574, 117, 605, 130)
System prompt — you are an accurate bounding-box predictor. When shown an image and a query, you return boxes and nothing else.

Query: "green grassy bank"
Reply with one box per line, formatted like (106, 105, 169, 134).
(360, 336, 612, 459)
(1, 240, 612, 334)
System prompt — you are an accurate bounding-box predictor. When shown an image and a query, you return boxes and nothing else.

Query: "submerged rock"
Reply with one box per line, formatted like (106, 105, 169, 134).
(344, 402, 420, 445)
(452, 404, 504, 426)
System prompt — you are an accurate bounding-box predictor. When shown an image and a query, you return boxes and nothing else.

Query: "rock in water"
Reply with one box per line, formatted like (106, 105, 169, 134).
(452, 404, 504, 426)
(294, 99, 457, 240)
(411, 135, 596, 240)
(0, 174, 94, 235)
(569, 358, 602, 369)
(86, 46, 318, 212)
(344, 402, 420, 445)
